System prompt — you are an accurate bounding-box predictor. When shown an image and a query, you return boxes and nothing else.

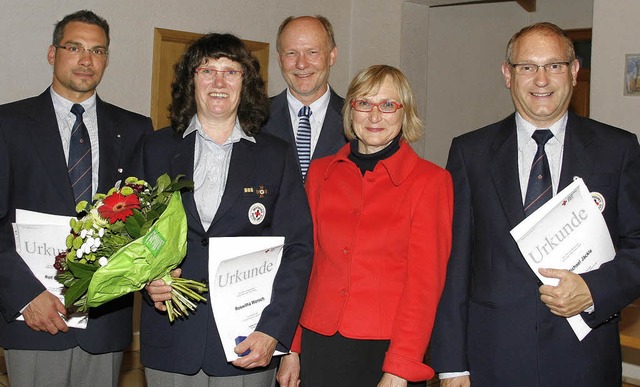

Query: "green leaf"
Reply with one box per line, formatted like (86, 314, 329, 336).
(132, 208, 146, 226)
(64, 276, 92, 307)
(125, 216, 142, 238)
(156, 174, 171, 193)
(66, 234, 74, 249)
(72, 236, 83, 249)
(67, 259, 98, 278)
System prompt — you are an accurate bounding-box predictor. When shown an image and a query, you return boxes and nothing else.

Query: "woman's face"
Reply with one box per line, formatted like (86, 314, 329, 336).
(194, 57, 243, 122)
(352, 76, 404, 154)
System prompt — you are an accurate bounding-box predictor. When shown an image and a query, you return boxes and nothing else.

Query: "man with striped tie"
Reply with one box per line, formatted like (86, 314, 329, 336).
(0, 10, 152, 387)
(262, 15, 347, 181)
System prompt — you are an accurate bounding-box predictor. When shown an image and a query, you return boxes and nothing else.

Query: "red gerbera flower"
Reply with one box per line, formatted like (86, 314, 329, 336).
(98, 192, 141, 224)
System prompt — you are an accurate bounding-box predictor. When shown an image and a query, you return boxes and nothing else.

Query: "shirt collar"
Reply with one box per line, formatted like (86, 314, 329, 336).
(182, 115, 256, 144)
(516, 111, 567, 149)
(286, 86, 331, 115)
(50, 87, 97, 113)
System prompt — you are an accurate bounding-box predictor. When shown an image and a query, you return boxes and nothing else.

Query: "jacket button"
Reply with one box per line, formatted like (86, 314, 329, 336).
(352, 209, 360, 216)
(339, 289, 348, 296)
(342, 248, 349, 255)
(201, 238, 208, 246)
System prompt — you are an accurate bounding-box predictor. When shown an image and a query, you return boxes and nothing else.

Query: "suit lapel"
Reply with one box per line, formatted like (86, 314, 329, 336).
(27, 90, 76, 209)
(490, 115, 526, 228)
(96, 97, 123, 192)
(169, 133, 203, 232)
(558, 112, 595, 190)
(313, 90, 344, 160)
(209, 139, 256, 231)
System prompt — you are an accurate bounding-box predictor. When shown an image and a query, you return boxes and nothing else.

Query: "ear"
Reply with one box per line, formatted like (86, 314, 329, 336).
(47, 45, 56, 65)
(570, 59, 580, 87)
(328, 46, 337, 67)
(501, 62, 512, 89)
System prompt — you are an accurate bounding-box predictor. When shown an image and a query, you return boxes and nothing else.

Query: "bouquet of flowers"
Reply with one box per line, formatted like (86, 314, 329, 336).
(54, 174, 208, 322)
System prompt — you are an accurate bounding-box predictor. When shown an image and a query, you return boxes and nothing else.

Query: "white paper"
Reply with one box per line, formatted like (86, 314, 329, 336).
(12, 210, 88, 328)
(208, 236, 286, 362)
(510, 178, 615, 340)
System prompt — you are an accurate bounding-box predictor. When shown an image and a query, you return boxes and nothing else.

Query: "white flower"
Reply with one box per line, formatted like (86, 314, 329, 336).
(76, 249, 84, 259)
(80, 229, 88, 239)
(98, 228, 105, 237)
(98, 257, 108, 267)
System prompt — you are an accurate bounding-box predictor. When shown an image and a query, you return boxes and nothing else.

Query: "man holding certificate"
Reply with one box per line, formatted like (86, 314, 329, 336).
(0, 10, 152, 387)
(430, 22, 640, 386)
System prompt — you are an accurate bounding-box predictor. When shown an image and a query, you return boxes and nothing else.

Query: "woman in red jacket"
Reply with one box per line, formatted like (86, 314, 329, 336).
(277, 65, 453, 387)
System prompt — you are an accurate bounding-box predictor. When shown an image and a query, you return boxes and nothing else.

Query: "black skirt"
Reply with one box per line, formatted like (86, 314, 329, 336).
(299, 328, 427, 387)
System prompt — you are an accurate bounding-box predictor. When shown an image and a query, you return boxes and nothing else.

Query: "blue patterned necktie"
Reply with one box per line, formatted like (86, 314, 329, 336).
(296, 106, 312, 180)
(524, 129, 554, 216)
(68, 103, 92, 203)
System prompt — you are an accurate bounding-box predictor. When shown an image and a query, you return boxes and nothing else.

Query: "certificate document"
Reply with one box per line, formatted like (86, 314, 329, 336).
(12, 209, 88, 329)
(208, 236, 286, 362)
(510, 178, 615, 340)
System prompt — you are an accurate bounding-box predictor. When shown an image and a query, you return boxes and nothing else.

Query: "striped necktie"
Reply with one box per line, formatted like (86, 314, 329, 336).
(524, 129, 553, 216)
(68, 103, 92, 203)
(296, 106, 312, 180)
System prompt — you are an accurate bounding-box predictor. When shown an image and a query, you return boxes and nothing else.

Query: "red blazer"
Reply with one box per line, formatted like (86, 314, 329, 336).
(293, 141, 453, 381)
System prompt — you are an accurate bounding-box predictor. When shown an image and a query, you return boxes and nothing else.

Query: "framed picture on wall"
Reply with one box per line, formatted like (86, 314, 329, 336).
(624, 54, 640, 96)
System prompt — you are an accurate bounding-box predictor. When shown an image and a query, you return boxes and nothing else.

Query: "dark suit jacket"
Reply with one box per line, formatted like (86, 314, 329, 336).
(261, 88, 347, 173)
(138, 127, 313, 376)
(430, 112, 640, 386)
(0, 89, 153, 352)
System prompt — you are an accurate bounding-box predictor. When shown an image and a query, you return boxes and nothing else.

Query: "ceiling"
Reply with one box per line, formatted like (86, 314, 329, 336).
(404, 0, 535, 12)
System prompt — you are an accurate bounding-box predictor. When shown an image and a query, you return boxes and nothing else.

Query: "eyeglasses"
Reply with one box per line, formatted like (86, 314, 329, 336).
(194, 67, 244, 82)
(351, 99, 403, 113)
(55, 44, 109, 57)
(510, 62, 570, 75)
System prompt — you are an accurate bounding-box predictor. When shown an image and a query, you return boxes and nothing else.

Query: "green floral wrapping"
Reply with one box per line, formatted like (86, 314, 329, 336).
(86, 191, 188, 307)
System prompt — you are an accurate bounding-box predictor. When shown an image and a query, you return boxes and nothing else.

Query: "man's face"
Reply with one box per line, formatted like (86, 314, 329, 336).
(501, 31, 579, 128)
(277, 17, 337, 105)
(48, 21, 109, 103)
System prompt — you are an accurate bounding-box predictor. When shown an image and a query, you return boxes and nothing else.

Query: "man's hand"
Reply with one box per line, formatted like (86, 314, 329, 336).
(145, 268, 181, 311)
(276, 352, 301, 387)
(231, 331, 278, 369)
(539, 268, 593, 317)
(22, 290, 68, 334)
(440, 375, 471, 387)
(378, 372, 408, 387)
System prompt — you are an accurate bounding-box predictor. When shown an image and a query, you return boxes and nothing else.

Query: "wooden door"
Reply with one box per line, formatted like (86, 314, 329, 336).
(566, 29, 591, 118)
(150, 28, 269, 129)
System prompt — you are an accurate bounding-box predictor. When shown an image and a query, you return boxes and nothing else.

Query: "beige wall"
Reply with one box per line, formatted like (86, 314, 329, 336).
(423, 0, 594, 167)
(0, 0, 595, 169)
(590, 0, 640, 134)
(0, 0, 358, 115)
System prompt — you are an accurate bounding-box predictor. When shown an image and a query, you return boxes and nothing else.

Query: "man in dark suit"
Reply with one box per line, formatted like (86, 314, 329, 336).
(430, 22, 640, 387)
(0, 10, 152, 386)
(261, 15, 347, 180)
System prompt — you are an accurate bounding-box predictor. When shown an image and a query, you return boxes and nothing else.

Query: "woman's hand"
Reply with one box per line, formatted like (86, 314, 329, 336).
(145, 268, 181, 311)
(231, 331, 278, 369)
(276, 352, 301, 387)
(377, 372, 408, 387)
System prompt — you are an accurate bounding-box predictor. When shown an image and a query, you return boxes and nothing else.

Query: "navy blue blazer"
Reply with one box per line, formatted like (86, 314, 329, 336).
(430, 112, 640, 386)
(0, 89, 153, 352)
(261, 88, 347, 172)
(138, 127, 313, 376)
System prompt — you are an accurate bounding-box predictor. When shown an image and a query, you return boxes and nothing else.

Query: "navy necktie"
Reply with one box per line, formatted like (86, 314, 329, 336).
(524, 129, 554, 216)
(296, 106, 312, 180)
(68, 103, 92, 203)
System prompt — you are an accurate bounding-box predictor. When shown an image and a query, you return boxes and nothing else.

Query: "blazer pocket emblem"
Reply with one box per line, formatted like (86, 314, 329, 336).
(248, 202, 266, 225)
